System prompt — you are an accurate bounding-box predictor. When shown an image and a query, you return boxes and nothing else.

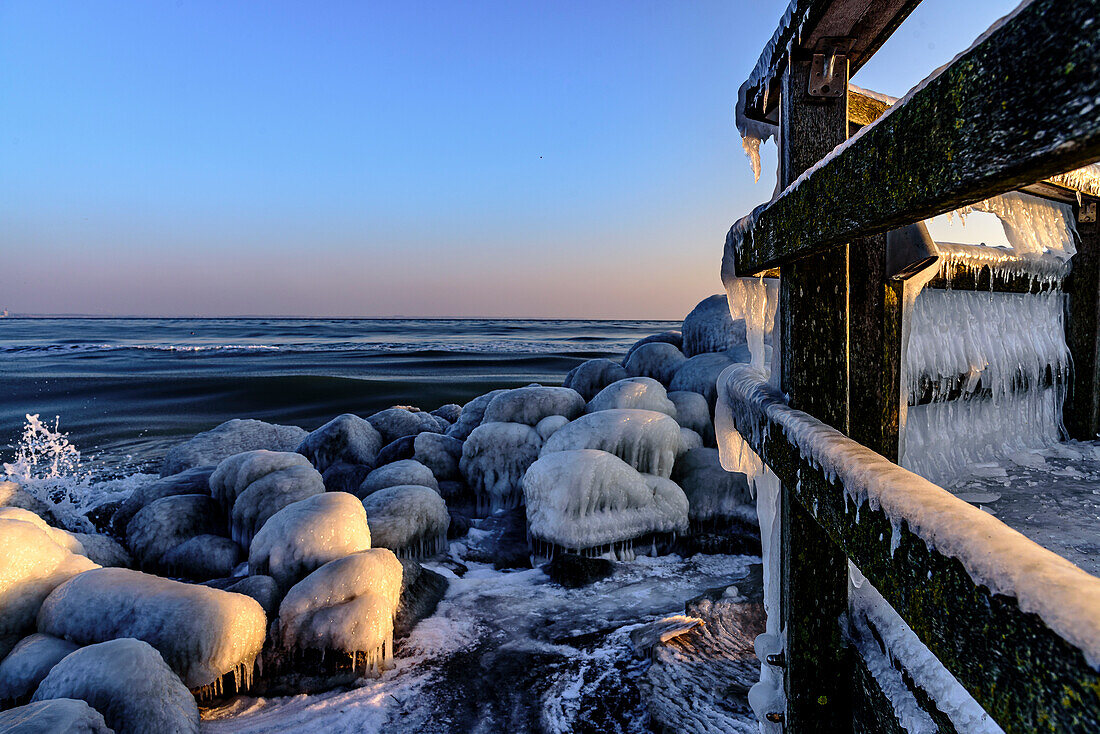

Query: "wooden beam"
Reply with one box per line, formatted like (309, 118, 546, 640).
(730, 0, 1100, 276)
(1065, 197, 1100, 439)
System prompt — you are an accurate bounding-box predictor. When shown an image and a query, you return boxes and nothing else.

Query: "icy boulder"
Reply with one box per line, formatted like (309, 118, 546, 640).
(208, 450, 313, 512)
(682, 295, 747, 357)
(586, 377, 677, 419)
(32, 639, 199, 734)
(375, 435, 416, 466)
(667, 391, 715, 446)
(362, 486, 449, 560)
(249, 492, 371, 592)
(541, 409, 682, 478)
(0, 481, 56, 525)
(358, 459, 438, 498)
(445, 389, 508, 441)
(366, 408, 447, 445)
(0, 698, 112, 734)
(413, 432, 464, 481)
(623, 331, 683, 364)
(523, 450, 688, 561)
(321, 462, 373, 494)
(535, 415, 570, 441)
(277, 548, 404, 677)
(160, 535, 241, 581)
(671, 449, 753, 530)
(38, 568, 266, 691)
(0, 507, 83, 555)
(430, 403, 462, 424)
(69, 534, 131, 568)
(562, 359, 629, 401)
(669, 353, 738, 407)
(624, 342, 688, 386)
(678, 428, 703, 455)
(160, 419, 307, 477)
(125, 494, 225, 571)
(111, 466, 214, 535)
(482, 386, 585, 427)
(0, 633, 78, 705)
(460, 422, 543, 514)
(296, 414, 382, 472)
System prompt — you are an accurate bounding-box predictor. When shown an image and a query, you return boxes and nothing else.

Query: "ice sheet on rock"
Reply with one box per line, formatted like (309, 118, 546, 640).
(161, 420, 307, 478)
(110, 466, 214, 535)
(125, 494, 225, 570)
(161, 535, 241, 581)
(209, 451, 313, 512)
(678, 428, 703, 456)
(366, 409, 447, 445)
(623, 331, 683, 365)
(0, 507, 83, 555)
(624, 342, 687, 386)
(0, 633, 79, 704)
(482, 386, 585, 427)
(362, 486, 449, 560)
(535, 415, 570, 441)
(669, 353, 738, 407)
(69, 533, 130, 568)
(32, 638, 199, 734)
(38, 567, 266, 689)
(412, 433, 463, 481)
(445, 390, 508, 441)
(668, 391, 715, 446)
(671, 448, 753, 525)
(460, 422, 543, 514)
(541, 409, 682, 479)
(0, 698, 113, 734)
(586, 377, 677, 419)
(523, 450, 688, 555)
(296, 414, 382, 473)
(358, 460, 438, 498)
(249, 492, 371, 592)
(562, 359, 629, 402)
(230, 464, 326, 549)
(682, 295, 748, 357)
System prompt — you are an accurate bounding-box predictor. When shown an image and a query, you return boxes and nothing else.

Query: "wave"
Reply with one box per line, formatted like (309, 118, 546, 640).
(0, 340, 633, 355)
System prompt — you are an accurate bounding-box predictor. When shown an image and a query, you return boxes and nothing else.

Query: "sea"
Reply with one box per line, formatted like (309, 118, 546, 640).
(0, 317, 676, 478)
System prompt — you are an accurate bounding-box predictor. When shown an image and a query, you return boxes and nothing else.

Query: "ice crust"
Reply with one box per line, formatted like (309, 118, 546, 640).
(125, 494, 224, 570)
(541, 409, 682, 478)
(0, 698, 113, 734)
(0, 633, 78, 704)
(358, 459, 438, 497)
(562, 359, 631, 402)
(445, 390, 508, 441)
(669, 353, 739, 407)
(366, 408, 447, 445)
(160, 535, 241, 581)
(482, 386, 585, 427)
(412, 432, 463, 481)
(671, 448, 753, 524)
(586, 377, 677, 419)
(160, 419, 307, 478)
(535, 415, 570, 441)
(624, 342, 688, 386)
(296, 414, 382, 472)
(229, 464, 326, 548)
(682, 295, 748, 357)
(110, 466, 214, 535)
(460, 422, 543, 514)
(0, 507, 82, 555)
(361, 485, 449, 560)
(38, 567, 267, 688)
(249, 492, 371, 592)
(667, 391, 715, 446)
(209, 451, 313, 511)
(32, 638, 200, 734)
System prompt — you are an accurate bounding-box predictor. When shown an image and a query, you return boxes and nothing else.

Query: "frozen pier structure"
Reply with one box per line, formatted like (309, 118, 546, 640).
(716, 0, 1100, 731)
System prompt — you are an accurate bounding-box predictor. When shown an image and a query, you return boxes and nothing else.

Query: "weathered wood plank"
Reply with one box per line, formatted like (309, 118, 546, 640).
(1065, 197, 1100, 439)
(731, 0, 1100, 276)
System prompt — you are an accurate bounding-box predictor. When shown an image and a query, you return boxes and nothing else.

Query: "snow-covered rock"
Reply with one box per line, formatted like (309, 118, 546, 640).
(535, 415, 570, 441)
(296, 414, 382, 472)
(563, 359, 629, 401)
(160, 419, 307, 477)
(32, 638, 199, 734)
(277, 549, 404, 677)
(358, 459, 438, 498)
(586, 377, 678, 419)
(482, 386, 585, 427)
(160, 535, 241, 581)
(430, 404, 462, 424)
(38, 568, 266, 690)
(366, 408, 446, 445)
(671, 448, 753, 528)
(362, 486, 449, 560)
(0, 698, 112, 734)
(682, 295, 747, 357)
(523, 449, 689, 560)
(0, 633, 78, 705)
(624, 342, 688, 386)
(0, 481, 56, 525)
(110, 466, 214, 535)
(667, 391, 715, 446)
(69, 534, 131, 569)
(541, 409, 682, 478)
(249, 492, 371, 592)
(622, 331, 683, 364)
(125, 494, 224, 571)
(460, 422, 543, 514)
(413, 432, 464, 481)
(445, 390, 508, 441)
(669, 353, 738, 407)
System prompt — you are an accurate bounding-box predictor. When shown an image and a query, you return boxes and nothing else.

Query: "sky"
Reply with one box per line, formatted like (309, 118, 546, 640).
(0, 0, 1020, 318)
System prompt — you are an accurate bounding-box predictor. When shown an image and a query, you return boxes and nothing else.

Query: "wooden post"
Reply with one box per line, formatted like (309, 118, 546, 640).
(1066, 195, 1100, 439)
(777, 55, 853, 733)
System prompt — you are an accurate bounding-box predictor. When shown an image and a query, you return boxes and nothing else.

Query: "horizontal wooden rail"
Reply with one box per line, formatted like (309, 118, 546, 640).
(719, 365, 1100, 733)
(728, 0, 1100, 276)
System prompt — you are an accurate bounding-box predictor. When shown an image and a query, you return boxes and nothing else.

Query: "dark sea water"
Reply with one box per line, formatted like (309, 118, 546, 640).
(0, 317, 676, 473)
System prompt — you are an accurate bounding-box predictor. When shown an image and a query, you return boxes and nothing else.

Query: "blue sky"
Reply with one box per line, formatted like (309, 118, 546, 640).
(0, 0, 1018, 318)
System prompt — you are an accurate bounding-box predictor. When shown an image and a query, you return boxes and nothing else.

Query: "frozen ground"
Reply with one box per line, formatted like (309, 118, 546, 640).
(202, 550, 761, 734)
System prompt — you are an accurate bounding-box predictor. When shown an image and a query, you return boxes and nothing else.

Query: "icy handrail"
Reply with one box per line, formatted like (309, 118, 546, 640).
(718, 363, 1100, 668)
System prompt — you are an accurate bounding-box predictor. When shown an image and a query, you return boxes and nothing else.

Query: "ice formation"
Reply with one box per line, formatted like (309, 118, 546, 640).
(460, 421, 543, 514)
(38, 567, 266, 689)
(208, 450, 314, 512)
(124, 494, 225, 570)
(681, 295, 748, 357)
(0, 507, 83, 555)
(366, 407, 447, 445)
(0, 481, 56, 525)
(0, 633, 78, 704)
(249, 491, 371, 592)
(562, 359, 629, 401)
(221, 575, 280, 617)
(412, 432, 464, 481)
(430, 403, 462, 424)
(0, 698, 113, 734)
(540, 409, 682, 478)
(671, 448, 753, 528)
(32, 638, 200, 734)
(535, 415, 570, 441)
(623, 341, 688, 386)
(358, 459, 439, 497)
(226, 463, 326, 548)
(445, 389, 508, 441)
(523, 449, 688, 561)
(160, 535, 241, 581)
(667, 390, 715, 446)
(622, 331, 683, 364)
(160, 419, 307, 477)
(320, 461, 373, 494)
(69, 533, 130, 568)
(668, 353, 739, 407)
(586, 377, 678, 419)
(361, 485, 449, 559)
(721, 275, 779, 379)
(277, 548, 404, 677)
(677, 427, 703, 455)
(482, 386, 585, 426)
(110, 465, 214, 535)
(296, 413, 382, 472)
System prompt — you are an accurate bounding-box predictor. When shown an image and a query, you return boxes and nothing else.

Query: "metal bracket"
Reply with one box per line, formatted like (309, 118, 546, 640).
(808, 38, 852, 98)
(1080, 199, 1097, 223)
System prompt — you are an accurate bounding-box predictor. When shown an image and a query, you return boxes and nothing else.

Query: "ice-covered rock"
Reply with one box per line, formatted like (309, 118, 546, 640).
(671, 448, 753, 529)
(622, 331, 683, 364)
(0, 698, 112, 734)
(667, 390, 715, 446)
(110, 466, 214, 535)
(678, 428, 703, 454)
(482, 386, 585, 426)
(160, 419, 307, 477)
(320, 462, 373, 494)
(523, 449, 689, 561)
(541, 409, 682, 478)
(32, 638, 199, 734)
(358, 459, 438, 498)
(681, 294, 747, 357)
(69, 534, 130, 569)
(366, 408, 446, 445)
(125, 495, 224, 571)
(562, 359, 630, 401)
(669, 353, 738, 407)
(223, 575, 280, 618)
(0, 481, 56, 525)
(160, 535, 241, 581)
(375, 435, 416, 466)
(430, 404, 462, 424)
(0, 633, 78, 705)
(624, 342, 688, 386)
(362, 486, 449, 560)
(543, 553, 614, 588)
(38, 568, 266, 690)
(249, 492, 371, 592)
(413, 432, 464, 481)
(277, 549, 404, 677)
(535, 415, 569, 441)
(460, 422, 543, 514)
(393, 560, 448, 638)
(215, 458, 326, 549)
(0, 508, 83, 555)
(586, 377, 678, 419)
(445, 389, 508, 441)
(208, 450, 314, 512)
(296, 414, 382, 472)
